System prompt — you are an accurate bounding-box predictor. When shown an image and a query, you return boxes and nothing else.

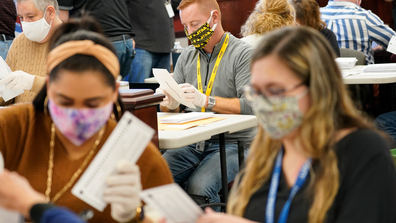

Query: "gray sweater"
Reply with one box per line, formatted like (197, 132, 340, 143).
(173, 33, 257, 144)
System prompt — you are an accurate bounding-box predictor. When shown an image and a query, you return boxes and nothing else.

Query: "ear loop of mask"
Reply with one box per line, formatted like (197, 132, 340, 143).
(207, 10, 218, 32)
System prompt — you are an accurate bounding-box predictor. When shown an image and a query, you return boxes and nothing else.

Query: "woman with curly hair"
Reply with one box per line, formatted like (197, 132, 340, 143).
(241, 0, 296, 48)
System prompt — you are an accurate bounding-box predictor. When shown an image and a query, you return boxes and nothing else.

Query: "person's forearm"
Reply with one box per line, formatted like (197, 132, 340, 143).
(160, 105, 180, 113)
(210, 97, 241, 114)
(31, 76, 46, 93)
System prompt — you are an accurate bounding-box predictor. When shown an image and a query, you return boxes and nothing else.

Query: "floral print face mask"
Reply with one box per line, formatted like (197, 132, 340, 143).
(48, 99, 114, 146)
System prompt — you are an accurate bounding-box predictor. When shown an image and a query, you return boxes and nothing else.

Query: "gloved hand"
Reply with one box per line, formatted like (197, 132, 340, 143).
(104, 161, 142, 223)
(179, 83, 206, 108)
(0, 70, 35, 91)
(156, 87, 180, 110)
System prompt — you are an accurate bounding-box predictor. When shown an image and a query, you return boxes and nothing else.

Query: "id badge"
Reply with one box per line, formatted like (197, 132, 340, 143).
(387, 36, 396, 54)
(196, 141, 205, 152)
(164, 1, 175, 18)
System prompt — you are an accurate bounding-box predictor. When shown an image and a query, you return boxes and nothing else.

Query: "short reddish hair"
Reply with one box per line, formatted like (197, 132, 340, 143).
(178, 0, 221, 18)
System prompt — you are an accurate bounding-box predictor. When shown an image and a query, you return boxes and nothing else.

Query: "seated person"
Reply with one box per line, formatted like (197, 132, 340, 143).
(0, 0, 62, 105)
(291, 0, 340, 57)
(240, 0, 296, 48)
(157, 0, 256, 209)
(0, 17, 173, 222)
(195, 27, 396, 222)
(320, 0, 396, 64)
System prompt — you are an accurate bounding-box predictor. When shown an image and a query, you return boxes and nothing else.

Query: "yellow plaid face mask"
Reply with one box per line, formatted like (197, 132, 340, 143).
(185, 11, 218, 49)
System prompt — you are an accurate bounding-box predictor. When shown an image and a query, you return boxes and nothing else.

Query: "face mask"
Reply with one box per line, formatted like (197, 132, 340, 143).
(185, 10, 218, 49)
(252, 90, 308, 139)
(48, 99, 114, 146)
(21, 7, 52, 42)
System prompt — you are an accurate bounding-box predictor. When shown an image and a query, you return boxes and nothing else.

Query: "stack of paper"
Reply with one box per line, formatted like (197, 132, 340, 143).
(0, 58, 24, 102)
(335, 58, 358, 69)
(362, 63, 396, 73)
(160, 112, 214, 124)
(0, 152, 23, 223)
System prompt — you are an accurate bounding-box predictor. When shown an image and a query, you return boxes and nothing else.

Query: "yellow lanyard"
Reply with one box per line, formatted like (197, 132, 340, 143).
(197, 33, 230, 112)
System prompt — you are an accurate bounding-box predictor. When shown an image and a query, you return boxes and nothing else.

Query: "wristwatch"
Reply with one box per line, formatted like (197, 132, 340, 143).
(207, 96, 216, 110)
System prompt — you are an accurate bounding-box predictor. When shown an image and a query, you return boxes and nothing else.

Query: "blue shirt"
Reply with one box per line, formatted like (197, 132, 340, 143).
(320, 1, 396, 64)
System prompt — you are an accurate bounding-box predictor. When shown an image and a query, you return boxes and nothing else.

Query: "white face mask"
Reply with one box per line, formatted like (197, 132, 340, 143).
(21, 7, 52, 42)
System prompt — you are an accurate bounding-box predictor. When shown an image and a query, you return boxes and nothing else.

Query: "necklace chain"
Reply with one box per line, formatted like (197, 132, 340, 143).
(45, 123, 106, 203)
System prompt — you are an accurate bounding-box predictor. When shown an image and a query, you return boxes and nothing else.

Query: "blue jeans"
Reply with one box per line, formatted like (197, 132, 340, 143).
(162, 141, 249, 211)
(375, 111, 396, 145)
(127, 48, 170, 83)
(0, 39, 13, 60)
(112, 37, 135, 79)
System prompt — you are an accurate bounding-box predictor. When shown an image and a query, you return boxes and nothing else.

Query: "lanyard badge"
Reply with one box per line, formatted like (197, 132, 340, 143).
(266, 149, 312, 223)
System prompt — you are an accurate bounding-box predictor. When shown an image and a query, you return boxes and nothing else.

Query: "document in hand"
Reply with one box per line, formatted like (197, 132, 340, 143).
(152, 69, 196, 109)
(0, 152, 23, 223)
(387, 36, 396, 55)
(71, 111, 155, 211)
(160, 112, 214, 124)
(140, 183, 203, 223)
(362, 63, 396, 73)
(0, 57, 24, 102)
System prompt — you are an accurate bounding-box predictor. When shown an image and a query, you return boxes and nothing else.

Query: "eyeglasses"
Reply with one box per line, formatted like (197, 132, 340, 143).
(244, 82, 306, 105)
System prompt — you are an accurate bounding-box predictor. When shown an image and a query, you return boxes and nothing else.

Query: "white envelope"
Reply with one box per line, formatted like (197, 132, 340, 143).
(153, 69, 196, 109)
(0, 57, 24, 102)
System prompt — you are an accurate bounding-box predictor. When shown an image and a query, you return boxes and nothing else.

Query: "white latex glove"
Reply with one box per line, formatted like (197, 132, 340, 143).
(104, 161, 142, 223)
(179, 83, 206, 108)
(0, 70, 35, 91)
(156, 87, 180, 110)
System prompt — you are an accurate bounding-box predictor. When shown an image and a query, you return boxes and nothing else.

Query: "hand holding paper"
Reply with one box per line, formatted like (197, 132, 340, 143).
(153, 69, 196, 108)
(0, 57, 24, 102)
(156, 88, 180, 110)
(104, 161, 141, 222)
(179, 83, 206, 108)
(0, 70, 35, 91)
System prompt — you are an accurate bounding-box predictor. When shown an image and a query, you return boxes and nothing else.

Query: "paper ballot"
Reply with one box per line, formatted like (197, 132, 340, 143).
(0, 57, 24, 102)
(153, 69, 196, 109)
(0, 152, 23, 223)
(71, 111, 155, 211)
(387, 36, 396, 55)
(140, 183, 203, 223)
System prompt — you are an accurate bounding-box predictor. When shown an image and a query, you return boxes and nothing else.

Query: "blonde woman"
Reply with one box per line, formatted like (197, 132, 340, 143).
(240, 0, 295, 48)
(197, 27, 396, 223)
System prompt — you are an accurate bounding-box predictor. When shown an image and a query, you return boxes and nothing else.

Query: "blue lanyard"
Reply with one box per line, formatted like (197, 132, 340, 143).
(265, 149, 312, 223)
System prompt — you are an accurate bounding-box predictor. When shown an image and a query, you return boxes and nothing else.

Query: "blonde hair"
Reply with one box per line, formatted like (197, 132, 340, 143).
(178, 0, 221, 19)
(228, 27, 374, 223)
(241, 0, 296, 37)
(291, 0, 326, 31)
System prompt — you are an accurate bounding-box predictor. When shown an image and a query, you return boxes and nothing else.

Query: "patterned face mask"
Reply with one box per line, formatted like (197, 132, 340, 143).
(252, 90, 308, 139)
(48, 99, 114, 146)
(185, 11, 218, 49)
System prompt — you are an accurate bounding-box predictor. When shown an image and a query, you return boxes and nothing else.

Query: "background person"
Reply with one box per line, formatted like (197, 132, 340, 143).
(0, 17, 173, 222)
(158, 0, 256, 210)
(0, 0, 17, 60)
(291, 0, 340, 57)
(0, 0, 62, 106)
(240, 0, 296, 48)
(196, 27, 396, 223)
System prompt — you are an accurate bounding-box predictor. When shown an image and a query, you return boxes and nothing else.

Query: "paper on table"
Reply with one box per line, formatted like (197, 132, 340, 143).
(362, 63, 396, 73)
(153, 69, 196, 109)
(158, 117, 226, 131)
(0, 57, 24, 102)
(71, 111, 155, 211)
(139, 183, 203, 223)
(335, 57, 357, 69)
(160, 112, 214, 124)
(0, 152, 22, 223)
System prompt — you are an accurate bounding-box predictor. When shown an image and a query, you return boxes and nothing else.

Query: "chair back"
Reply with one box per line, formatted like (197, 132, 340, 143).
(340, 48, 366, 65)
